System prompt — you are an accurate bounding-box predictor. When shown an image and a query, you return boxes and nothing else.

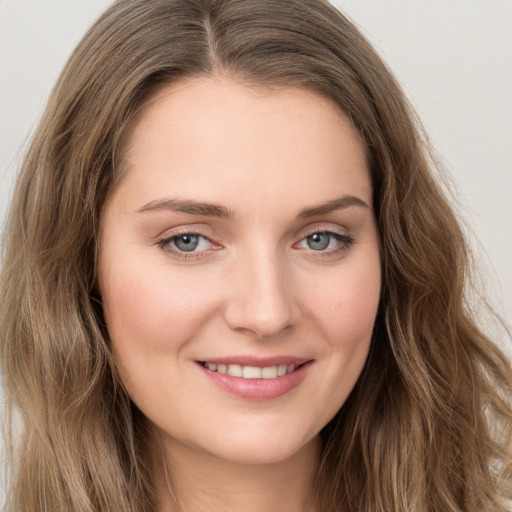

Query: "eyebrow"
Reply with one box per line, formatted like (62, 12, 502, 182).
(297, 194, 369, 218)
(136, 198, 236, 219)
(136, 194, 368, 219)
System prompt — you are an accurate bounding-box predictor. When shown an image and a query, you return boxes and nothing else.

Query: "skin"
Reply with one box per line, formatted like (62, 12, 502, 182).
(99, 76, 381, 511)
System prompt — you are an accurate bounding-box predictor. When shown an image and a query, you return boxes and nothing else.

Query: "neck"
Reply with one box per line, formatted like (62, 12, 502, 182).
(152, 434, 321, 512)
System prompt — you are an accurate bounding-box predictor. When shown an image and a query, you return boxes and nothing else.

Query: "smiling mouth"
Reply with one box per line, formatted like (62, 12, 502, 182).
(198, 361, 308, 380)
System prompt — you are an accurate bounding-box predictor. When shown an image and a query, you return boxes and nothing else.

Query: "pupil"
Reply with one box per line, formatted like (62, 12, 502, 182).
(307, 232, 330, 251)
(175, 234, 199, 252)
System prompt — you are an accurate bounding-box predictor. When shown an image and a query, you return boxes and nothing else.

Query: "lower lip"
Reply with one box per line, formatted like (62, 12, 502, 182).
(197, 362, 313, 400)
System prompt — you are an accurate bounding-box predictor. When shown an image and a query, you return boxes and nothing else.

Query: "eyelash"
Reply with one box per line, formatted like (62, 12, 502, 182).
(156, 228, 354, 261)
(156, 229, 217, 261)
(294, 229, 354, 258)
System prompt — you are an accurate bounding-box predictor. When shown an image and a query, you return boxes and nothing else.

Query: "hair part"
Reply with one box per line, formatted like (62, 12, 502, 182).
(1, 0, 511, 510)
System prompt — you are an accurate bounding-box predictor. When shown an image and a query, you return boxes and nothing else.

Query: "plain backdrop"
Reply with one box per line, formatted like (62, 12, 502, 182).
(0, 1, 511, 334)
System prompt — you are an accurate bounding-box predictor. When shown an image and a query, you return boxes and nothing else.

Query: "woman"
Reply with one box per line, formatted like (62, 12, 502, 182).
(1, 0, 511, 511)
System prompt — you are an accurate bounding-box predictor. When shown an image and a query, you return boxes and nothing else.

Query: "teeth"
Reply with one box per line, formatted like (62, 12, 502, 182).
(261, 366, 278, 379)
(204, 362, 299, 379)
(277, 364, 287, 377)
(227, 364, 243, 377)
(243, 366, 262, 379)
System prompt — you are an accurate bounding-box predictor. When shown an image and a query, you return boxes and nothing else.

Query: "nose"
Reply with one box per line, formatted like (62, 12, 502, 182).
(223, 249, 301, 339)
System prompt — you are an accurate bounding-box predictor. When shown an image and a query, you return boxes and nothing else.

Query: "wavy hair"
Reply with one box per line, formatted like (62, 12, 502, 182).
(1, 0, 511, 510)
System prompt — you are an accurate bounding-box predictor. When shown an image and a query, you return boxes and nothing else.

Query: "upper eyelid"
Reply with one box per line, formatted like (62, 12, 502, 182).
(166, 229, 211, 239)
(296, 223, 350, 238)
(155, 222, 352, 245)
(156, 223, 350, 239)
(155, 224, 216, 241)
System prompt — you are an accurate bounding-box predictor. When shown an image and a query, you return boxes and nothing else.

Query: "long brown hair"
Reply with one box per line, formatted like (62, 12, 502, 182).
(1, 0, 511, 510)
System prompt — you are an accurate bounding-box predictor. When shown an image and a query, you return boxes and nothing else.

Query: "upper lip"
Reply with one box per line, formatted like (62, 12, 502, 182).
(197, 355, 313, 367)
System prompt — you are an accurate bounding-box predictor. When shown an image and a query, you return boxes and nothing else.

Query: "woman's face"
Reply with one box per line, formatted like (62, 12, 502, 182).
(99, 77, 381, 465)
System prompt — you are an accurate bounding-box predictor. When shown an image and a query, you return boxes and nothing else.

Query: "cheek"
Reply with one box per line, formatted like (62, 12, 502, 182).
(307, 260, 381, 348)
(100, 255, 220, 358)
(287, 257, 380, 434)
(100, 257, 226, 414)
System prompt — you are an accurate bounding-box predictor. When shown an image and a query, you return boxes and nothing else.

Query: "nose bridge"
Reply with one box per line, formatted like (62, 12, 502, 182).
(224, 241, 298, 338)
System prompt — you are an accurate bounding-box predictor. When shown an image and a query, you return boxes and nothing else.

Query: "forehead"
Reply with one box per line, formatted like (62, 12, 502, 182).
(113, 76, 371, 214)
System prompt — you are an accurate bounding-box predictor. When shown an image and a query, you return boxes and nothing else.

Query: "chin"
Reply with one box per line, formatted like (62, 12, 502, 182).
(197, 422, 321, 466)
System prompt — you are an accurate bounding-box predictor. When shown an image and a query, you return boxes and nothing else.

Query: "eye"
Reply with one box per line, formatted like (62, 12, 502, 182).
(295, 230, 354, 254)
(157, 232, 216, 256)
(305, 232, 332, 251)
(172, 234, 207, 252)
